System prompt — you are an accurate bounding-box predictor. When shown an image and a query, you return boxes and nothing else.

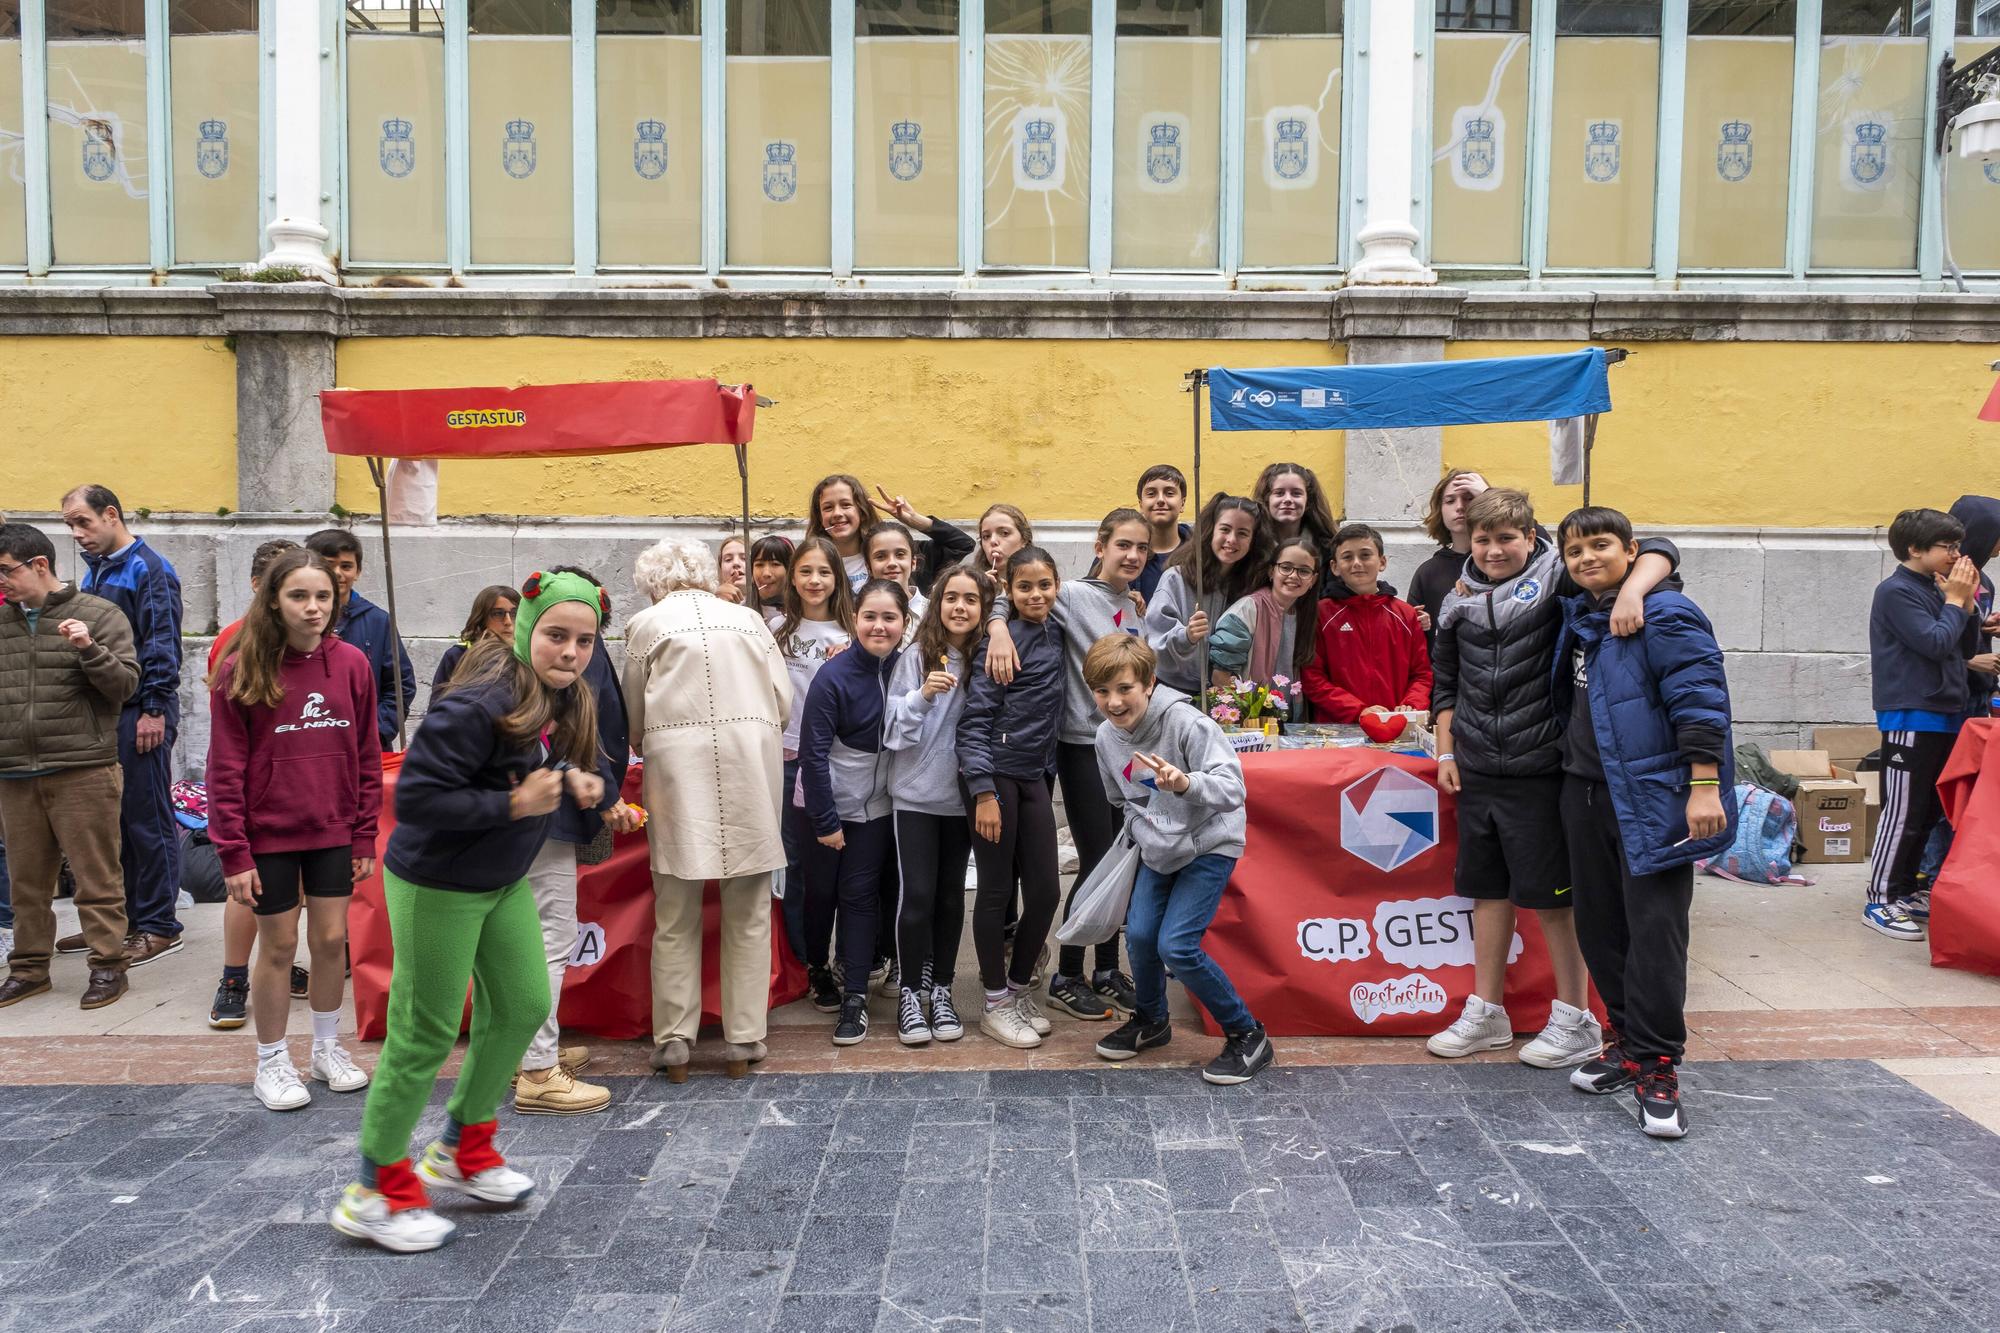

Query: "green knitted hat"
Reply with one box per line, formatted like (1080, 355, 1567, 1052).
(513, 569, 609, 664)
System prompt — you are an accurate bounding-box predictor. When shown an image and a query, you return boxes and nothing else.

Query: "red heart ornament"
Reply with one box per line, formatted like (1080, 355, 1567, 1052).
(1358, 712, 1408, 743)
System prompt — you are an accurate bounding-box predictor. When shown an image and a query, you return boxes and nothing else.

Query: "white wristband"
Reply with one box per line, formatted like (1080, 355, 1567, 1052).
(1437, 752, 1455, 762)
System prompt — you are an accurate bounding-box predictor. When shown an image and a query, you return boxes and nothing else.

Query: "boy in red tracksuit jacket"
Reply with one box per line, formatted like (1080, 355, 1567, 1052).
(1304, 524, 1433, 722)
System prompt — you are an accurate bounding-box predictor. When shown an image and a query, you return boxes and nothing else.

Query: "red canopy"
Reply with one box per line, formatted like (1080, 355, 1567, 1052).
(1982, 374, 2000, 423)
(319, 378, 758, 459)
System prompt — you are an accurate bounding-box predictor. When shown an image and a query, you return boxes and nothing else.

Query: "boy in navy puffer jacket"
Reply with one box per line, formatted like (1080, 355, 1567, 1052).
(1551, 506, 1735, 1141)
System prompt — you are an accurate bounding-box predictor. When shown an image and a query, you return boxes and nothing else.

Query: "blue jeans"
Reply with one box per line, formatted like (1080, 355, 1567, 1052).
(1919, 818, 1954, 881)
(1125, 853, 1253, 1034)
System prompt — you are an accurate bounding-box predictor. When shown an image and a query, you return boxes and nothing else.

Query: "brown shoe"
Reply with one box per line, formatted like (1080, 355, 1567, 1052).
(122, 933, 185, 968)
(81, 969, 128, 1010)
(0, 976, 52, 1007)
(54, 932, 88, 955)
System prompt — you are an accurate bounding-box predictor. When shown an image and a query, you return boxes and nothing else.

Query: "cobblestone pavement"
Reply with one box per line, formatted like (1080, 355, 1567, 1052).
(3, 1061, 1999, 1332)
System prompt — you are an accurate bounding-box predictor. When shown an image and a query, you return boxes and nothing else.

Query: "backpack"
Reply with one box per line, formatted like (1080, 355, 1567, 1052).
(179, 826, 227, 903)
(1698, 783, 1812, 886)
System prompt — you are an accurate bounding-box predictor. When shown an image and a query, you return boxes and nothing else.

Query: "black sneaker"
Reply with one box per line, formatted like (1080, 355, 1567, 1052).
(1047, 975, 1114, 1020)
(832, 994, 870, 1046)
(1636, 1058, 1688, 1139)
(809, 967, 842, 1014)
(1569, 1039, 1640, 1095)
(208, 977, 249, 1030)
(1091, 968, 1138, 1015)
(290, 965, 310, 1000)
(1202, 1025, 1275, 1086)
(1094, 1014, 1172, 1062)
(896, 988, 931, 1046)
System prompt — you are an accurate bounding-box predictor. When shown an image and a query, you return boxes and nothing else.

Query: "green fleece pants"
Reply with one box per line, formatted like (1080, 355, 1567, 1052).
(358, 871, 551, 1167)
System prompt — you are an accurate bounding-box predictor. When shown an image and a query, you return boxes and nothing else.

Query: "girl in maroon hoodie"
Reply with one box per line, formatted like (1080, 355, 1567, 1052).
(207, 548, 383, 1112)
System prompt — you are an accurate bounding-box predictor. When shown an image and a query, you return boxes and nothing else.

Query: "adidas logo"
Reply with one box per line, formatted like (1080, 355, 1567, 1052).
(1339, 622, 1355, 632)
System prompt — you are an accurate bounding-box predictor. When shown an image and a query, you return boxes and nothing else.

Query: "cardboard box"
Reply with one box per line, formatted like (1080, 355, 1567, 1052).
(1813, 726, 1880, 769)
(1833, 766, 1882, 854)
(1769, 750, 1833, 780)
(1771, 750, 1867, 863)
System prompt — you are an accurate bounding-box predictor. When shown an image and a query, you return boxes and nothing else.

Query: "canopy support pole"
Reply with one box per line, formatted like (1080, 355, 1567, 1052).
(365, 456, 409, 751)
(1581, 414, 1599, 508)
(1185, 368, 1208, 702)
(735, 442, 751, 558)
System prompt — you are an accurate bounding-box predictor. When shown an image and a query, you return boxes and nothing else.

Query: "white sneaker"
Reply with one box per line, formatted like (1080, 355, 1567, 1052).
(0, 927, 13, 960)
(1426, 995, 1514, 1059)
(979, 997, 1043, 1049)
(311, 1042, 372, 1093)
(417, 1141, 535, 1205)
(1863, 902, 1926, 941)
(1012, 989, 1053, 1036)
(1517, 1000, 1604, 1070)
(329, 1183, 456, 1253)
(254, 1059, 312, 1111)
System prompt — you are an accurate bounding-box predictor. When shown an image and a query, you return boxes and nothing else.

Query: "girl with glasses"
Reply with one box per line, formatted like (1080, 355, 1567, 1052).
(1208, 537, 1322, 723)
(431, 585, 521, 693)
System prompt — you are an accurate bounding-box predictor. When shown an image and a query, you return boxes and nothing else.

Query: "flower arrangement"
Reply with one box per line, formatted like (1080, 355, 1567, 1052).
(1205, 674, 1298, 728)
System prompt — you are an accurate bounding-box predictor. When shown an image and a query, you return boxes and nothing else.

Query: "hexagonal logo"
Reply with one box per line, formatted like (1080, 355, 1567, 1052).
(1339, 767, 1439, 873)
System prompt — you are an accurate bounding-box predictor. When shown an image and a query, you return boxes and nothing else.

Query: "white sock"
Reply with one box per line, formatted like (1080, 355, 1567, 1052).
(256, 1040, 289, 1065)
(310, 1009, 341, 1047)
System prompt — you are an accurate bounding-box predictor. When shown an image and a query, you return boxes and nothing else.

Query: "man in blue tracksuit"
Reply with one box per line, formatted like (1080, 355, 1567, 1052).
(306, 529, 417, 751)
(62, 485, 185, 961)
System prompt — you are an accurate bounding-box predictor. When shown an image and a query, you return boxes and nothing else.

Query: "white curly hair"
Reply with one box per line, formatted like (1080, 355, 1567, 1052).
(633, 536, 719, 602)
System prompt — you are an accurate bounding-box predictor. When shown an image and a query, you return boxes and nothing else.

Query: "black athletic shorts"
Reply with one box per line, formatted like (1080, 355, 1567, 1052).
(251, 846, 355, 917)
(1453, 768, 1571, 911)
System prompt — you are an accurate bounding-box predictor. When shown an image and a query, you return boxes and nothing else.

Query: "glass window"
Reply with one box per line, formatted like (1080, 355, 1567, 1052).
(1242, 1, 1341, 269)
(598, 0, 702, 267)
(1545, 3, 1660, 269)
(984, 0, 1091, 268)
(1810, 0, 1926, 269)
(469, 0, 573, 266)
(0, 0, 24, 266)
(727, 0, 831, 267)
(855, 0, 958, 270)
(1946, 9, 2000, 270)
(346, 3, 446, 265)
(1679, 0, 1793, 269)
(1113, 0, 1221, 269)
(1431, 0, 1529, 265)
(48, 1, 150, 265)
(170, 1, 259, 266)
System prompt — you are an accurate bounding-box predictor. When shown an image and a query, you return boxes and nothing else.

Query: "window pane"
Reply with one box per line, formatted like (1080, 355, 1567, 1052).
(1431, 12, 1529, 264)
(1679, 2, 1792, 268)
(470, 3, 573, 265)
(48, 2, 148, 265)
(1242, 2, 1339, 267)
(1810, 0, 1923, 268)
(727, 0, 830, 266)
(0, 2, 23, 265)
(855, 2, 958, 269)
(1113, 0, 1220, 269)
(1947, 32, 2000, 269)
(170, 2, 259, 265)
(1546, 3, 1659, 269)
(597, 1, 702, 266)
(984, 0, 1089, 266)
(346, 6, 446, 265)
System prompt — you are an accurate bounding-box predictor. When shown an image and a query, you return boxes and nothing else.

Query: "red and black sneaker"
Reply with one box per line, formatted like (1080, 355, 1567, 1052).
(1635, 1057, 1688, 1139)
(1568, 1033, 1639, 1095)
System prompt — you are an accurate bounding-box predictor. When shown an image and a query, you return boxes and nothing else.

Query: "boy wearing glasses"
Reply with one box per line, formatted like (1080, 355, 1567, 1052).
(1863, 508, 1982, 943)
(1302, 524, 1432, 723)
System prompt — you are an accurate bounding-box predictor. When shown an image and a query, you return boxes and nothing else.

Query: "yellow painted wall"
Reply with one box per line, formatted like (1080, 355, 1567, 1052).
(332, 337, 1347, 521)
(0, 336, 237, 511)
(1444, 341, 2000, 527)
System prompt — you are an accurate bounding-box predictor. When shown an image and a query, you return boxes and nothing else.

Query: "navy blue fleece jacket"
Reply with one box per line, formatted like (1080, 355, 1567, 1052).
(339, 590, 419, 749)
(80, 536, 182, 720)
(1869, 564, 1978, 716)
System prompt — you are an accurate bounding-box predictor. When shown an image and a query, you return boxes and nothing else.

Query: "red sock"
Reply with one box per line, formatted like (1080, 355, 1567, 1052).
(374, 1159, 430, 1213)
(454, 1119, 504, 1177)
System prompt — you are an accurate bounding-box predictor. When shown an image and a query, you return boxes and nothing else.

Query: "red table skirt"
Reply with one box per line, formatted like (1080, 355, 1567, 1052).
(1932, 718, 2000, 978)
(351, 762, 808, 1042)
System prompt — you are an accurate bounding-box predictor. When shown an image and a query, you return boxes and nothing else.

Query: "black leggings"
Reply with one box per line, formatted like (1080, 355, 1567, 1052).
(802, 816, 894, 996)
(895, 810, 971, 988)
(1055, 741, 1122, 979)
(967, 774, 1060, 992)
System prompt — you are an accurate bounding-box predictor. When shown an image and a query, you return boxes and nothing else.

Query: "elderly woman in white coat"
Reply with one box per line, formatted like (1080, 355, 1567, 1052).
(625, 537, 793, 1080)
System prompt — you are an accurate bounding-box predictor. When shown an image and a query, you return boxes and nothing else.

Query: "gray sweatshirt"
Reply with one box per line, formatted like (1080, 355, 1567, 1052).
(1093, 684, 1247, 873)
(884, 642, 969, 817)
(1145, 567, 1231, 695)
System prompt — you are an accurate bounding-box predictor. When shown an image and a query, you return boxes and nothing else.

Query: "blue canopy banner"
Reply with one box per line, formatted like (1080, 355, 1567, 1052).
(1207, 348, 1614, 433)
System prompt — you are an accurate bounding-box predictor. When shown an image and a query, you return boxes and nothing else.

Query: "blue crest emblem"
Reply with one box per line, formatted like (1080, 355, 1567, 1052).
(1717, 119, 1752, 182)
(195, 119, 228, 179)
(633, 118, 667, 180)
(1461, 116, 1495, 180)
(379, 118, 414, 178)
(1273, 116, 1308, 181)
(888, 120, 922, 181)
(1146, 121, 1182, 185)
(763, 141, 796, 202)
(1512, 578, 1541, 604)
(503, 118, 536, 179)
(1021, 117, 1056, 182)
(82, 122, 115, 182)
(1850, 120, 1886, 186)
(1583, 120, 1619, 183)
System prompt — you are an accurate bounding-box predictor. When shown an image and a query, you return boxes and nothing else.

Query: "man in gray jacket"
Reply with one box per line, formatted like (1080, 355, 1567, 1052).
(0, 523, 140, 1010)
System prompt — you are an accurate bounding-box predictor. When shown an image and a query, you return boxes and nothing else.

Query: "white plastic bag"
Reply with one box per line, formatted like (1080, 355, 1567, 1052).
(1055, 837, 1142, 946)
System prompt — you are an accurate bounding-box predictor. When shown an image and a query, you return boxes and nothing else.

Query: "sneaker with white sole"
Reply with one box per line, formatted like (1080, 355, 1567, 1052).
(1898, 888, 1932, 922)
(310, 1043, 371, 1093)
(329, 1183, 456, 1253)
(833, 993, 870, 1046)
(254, 1059, 311, 1111)
(929, 985, 963, 1042)
(1202, 1025, 1276, 1086)
(1426, 995, 1513, 1058)
(980, 996, 1042, 1049)
(1012, 989, 1052, 1035)
(1635, 1058, 1689, 1139)
(417, 1141, 535, 1204)
(1863, 902, 1926, 941)
(1518, 1000, 1603, 1070)
(897, 988, 932, 1046)
(875, 961, 901, 998)
(1570, 1038, 1640, 1095)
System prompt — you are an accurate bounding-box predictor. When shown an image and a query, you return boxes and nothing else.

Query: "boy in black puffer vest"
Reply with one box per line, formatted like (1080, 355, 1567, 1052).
(1428, 488, 1679, 1073)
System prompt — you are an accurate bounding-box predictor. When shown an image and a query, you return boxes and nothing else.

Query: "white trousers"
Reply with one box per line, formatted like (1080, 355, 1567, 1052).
(521, 838, 579, 1072)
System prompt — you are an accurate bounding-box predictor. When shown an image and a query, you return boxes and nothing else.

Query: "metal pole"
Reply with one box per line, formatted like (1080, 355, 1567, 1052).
(367, 457, 409, 751)
(1185, 368, 1208, 699)
(735, 443, 751, 557)
(1581, 413, 1597, 508)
